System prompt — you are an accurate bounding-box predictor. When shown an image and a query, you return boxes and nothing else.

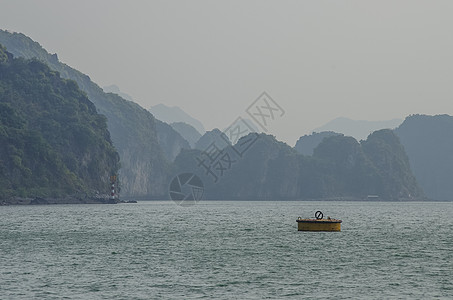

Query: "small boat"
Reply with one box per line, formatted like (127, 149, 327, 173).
(296, 211, 342, 231)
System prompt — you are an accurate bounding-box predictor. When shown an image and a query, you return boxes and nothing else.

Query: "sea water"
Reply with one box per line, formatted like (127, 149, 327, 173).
(1, 201, 452, 299)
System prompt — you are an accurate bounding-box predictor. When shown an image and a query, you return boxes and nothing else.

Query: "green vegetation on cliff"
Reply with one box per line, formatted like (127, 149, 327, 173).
(0, 30, 429, 201)
(174, 131, 423, 200)
(0, 30, 173, 197)
(0, 45, 119, 199)
(362, 129, 422, 200)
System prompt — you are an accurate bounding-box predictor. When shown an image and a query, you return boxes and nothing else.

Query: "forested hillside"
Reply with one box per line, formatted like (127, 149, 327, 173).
(0, 30, 173, 197)
(0, 30, 432, 201)
(0, 45, 119, 200)
(174, 131, 423, 200)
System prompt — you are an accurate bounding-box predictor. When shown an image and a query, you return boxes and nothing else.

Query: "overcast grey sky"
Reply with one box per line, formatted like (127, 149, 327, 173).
(1, 0, 453, 144)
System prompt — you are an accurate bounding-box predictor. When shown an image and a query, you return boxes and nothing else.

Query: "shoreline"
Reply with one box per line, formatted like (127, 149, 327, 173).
(0, 196, 118, 206)
(2, 196, 450, 206)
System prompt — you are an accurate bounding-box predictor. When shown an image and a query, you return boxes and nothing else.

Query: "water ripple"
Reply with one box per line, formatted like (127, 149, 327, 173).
(0, 201, 452, 299)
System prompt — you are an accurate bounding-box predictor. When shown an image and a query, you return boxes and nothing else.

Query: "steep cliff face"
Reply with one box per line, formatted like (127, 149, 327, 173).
(0, 30, 171, 197)
(0, 30, 429, 201)
(155, 120, 190, 161)
(174, 132, 424, 200)
(0, 45, 119, 199)
(362, 129, 423, 200)
(101, 93, 171, 197)
(394, 114, 453, 200)
(170, 122, 202, 148)
(207, 135, 298, 199)
(313, 134, 378, 197)
(174, 134, 299, 199)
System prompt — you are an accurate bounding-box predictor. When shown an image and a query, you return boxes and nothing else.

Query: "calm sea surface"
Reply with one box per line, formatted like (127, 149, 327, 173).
(1, 201, 452, 299)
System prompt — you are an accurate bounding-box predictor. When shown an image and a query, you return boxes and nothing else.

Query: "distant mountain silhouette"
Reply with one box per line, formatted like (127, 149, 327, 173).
(223, 118, 260, 133)
(171, 122, 202, 148)
(103, 84, 134, 102)
(102, 87, 192, 162)
(395, 114, 453, 200)
(314, 117, 403, 141)
(221, 118, 261, 145)
(0, 29, 433, 202)
(195, 129, 231, 151)
(149, 104, 205, 135)
(294, 131, 341, 156)
(155, 120, 190, 161)
(174, 131, 422, 200)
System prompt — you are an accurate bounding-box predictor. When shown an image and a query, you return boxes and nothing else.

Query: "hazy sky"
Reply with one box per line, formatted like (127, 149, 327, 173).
(1, 1, 453, 144)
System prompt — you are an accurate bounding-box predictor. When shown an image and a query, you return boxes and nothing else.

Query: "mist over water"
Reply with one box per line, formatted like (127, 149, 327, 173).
(1, 201, 452, 299)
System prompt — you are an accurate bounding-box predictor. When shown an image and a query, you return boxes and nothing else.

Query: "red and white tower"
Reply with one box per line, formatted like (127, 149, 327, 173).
(110, 175, 117, 201)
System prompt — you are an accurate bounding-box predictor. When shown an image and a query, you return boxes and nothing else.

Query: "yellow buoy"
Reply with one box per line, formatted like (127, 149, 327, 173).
(296, 211, 342, 232)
